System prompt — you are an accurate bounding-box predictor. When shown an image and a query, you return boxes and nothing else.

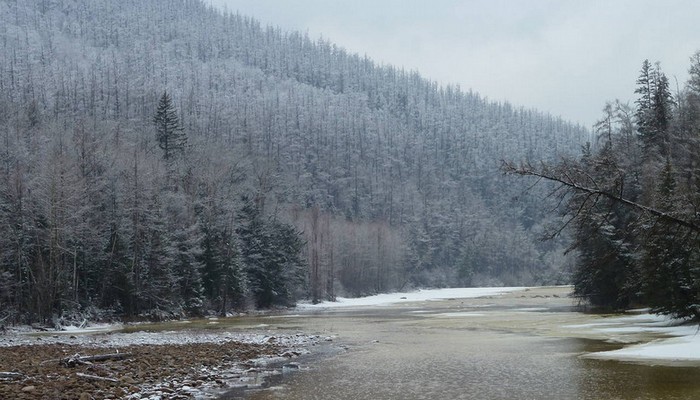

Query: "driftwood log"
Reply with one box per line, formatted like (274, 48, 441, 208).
(75, 372, 119, 383)
(60, 353, 132, 367)
(0, 371, 24, 380)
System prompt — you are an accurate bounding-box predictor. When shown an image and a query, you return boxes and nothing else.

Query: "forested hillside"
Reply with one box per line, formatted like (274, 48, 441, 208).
(0, 0, 587, 323)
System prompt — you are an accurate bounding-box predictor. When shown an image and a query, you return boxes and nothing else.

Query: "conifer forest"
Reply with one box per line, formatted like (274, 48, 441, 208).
(507, 57, 700, 319)
(7, 0, 698, 325)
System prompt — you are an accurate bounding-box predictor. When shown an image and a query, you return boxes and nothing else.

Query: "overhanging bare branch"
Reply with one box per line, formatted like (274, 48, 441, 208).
(502, 161, 700, 233)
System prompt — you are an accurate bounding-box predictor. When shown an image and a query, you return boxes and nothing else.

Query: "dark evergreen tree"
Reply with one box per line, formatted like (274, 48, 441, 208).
(154, 91, 187, 161)
(650, 68, 674, 157)
(101, 219, 133, 316)
(237, 197, 307, 308)
(635, 61, 674, 159)
(199, 210, 245, 315)
(267, 218, 307, 305)
(641, 160, 699, 318)
(169, 222, 205, 315)
(635, 59, 654, 141)
(569, 143, 639, 309)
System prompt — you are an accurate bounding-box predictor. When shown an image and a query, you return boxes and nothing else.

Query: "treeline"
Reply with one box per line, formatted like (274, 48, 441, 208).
(0, 0, 586, 323)
(509, 54, 700, 318)
(0, 89, 307, 322)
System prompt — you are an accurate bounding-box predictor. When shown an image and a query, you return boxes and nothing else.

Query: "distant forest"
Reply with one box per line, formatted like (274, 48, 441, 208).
(508, 56, 700, 319)
(0, 0, 587, 323)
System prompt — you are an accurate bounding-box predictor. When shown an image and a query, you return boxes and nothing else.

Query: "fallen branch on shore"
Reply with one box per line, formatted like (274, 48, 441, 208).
(75, 372, 119, 383)
(0, 371, 24, 380)
(60, 353, 132, 367)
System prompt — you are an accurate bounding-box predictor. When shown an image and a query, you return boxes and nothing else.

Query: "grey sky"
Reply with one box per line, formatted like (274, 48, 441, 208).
(205, 0, 700, 128)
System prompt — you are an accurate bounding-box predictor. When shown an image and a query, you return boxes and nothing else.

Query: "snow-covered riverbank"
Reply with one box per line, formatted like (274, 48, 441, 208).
(297, 287, 526, 309)
(568, 312, 700, 364)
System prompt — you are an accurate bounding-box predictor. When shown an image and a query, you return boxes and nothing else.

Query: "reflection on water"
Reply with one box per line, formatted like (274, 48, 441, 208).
(231, 287, 700, 400)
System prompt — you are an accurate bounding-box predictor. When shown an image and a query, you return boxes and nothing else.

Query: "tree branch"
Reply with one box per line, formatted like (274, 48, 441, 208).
(502, 161, 700, 233)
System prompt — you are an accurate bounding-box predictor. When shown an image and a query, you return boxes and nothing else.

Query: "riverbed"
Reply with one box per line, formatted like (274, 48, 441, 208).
(239, 286, 700, 400)
(3, 286, 699, 399)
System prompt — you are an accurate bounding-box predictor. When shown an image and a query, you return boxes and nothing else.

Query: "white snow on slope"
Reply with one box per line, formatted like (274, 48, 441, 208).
(297, 287, 525, 309)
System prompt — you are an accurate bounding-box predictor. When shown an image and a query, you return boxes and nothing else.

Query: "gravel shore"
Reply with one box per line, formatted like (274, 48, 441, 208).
(0, 327, 327, 399)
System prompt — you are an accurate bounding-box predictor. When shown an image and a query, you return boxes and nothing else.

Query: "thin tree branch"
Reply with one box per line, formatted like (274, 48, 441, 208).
(502, 161, 700, 233)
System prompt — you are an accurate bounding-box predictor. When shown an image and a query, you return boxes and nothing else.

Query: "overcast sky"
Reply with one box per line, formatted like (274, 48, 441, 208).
(205, 0, 700, 128)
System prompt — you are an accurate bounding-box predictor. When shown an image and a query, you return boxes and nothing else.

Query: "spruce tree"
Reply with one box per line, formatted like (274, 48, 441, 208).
(199, 214, 245, 316)
(237, 196, 307, 308)
(640, 160, 697, 318)
(570, 144, 638, 309)
(650, 68, 674, 157)
(634, 59, 654, 142)
(635, 61, 674, 158)
(154, 91, 187, 161)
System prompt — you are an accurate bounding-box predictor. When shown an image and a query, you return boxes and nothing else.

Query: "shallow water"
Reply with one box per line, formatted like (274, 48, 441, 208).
(232, 287, 700, 400)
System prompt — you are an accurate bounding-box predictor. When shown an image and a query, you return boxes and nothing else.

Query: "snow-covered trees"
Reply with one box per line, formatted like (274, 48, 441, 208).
(237, 197, 306, 308)
(0, 0, 587, 322)
(507, 56, 700, 318)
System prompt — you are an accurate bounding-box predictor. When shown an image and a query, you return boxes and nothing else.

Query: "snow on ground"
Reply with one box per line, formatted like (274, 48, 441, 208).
(58, 323, 123, 334)
(590, 331, 699, 361)
(297, 287, 525, 309)
(572, 313, 700, 363)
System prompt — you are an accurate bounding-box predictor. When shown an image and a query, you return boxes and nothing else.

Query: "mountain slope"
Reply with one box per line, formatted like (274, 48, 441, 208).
(0, 0, 587, 320)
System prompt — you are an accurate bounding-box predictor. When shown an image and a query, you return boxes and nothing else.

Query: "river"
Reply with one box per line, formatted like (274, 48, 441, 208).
(227, 286, 700, 400)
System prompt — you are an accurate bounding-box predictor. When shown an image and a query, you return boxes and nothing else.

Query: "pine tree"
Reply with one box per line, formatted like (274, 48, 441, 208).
(237, 196, 306, 308)
(570, 144, 639, 309)
(650, 68, 674, 157)
(635, 61, 674, 159)
(200, 223, 245, 316)
(236, 197, 268, 307)
(640, 160, 697, 318)
(635, 59, 654, 139)
(154, 91, 187, 161)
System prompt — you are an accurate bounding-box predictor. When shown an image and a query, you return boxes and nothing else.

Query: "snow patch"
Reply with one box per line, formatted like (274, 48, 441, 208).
(55, 324, 124, 334)
(586, 330, 700, 362)
(571, 313, 700, 363)
(297, 287, 525, 309)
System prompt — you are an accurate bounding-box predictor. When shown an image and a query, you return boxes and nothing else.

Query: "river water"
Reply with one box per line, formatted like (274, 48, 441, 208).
(233, 287, 700, 400)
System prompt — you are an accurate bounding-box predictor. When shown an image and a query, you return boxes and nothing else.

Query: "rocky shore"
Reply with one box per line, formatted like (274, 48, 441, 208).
(0, 327, 328, 399)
